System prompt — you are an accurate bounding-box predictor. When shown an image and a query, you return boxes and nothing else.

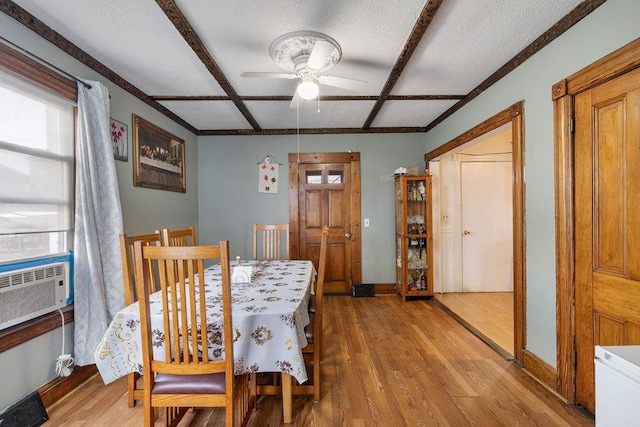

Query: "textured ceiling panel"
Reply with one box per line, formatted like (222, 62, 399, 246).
(372, 100, 458, 128)
(393, 0, 583, 95)
(245, 100, 377, 129)
(11, 0, 225, 96)
(158, 100, 252, 130)
(4, 0, 595, 133)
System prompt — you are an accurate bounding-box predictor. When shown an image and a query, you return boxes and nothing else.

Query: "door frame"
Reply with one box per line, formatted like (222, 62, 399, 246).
(426, 101, 526, 365)
(288, 152, 362, 288)
(553, 37, 640, 403)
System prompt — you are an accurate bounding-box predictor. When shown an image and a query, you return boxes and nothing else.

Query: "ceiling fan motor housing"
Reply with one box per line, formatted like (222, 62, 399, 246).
(269, 31, 342, 73)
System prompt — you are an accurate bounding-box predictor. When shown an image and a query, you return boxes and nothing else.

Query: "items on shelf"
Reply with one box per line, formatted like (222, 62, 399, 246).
(394, 175, 433, 301)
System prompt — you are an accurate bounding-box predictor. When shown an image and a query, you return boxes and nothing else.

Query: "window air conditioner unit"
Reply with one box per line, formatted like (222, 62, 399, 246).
(0, 262, 68, 330)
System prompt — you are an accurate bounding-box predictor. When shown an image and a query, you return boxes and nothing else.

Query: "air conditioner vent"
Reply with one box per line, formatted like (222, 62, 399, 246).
(0, 262, 68, 330)
(13, 273, 25, 285)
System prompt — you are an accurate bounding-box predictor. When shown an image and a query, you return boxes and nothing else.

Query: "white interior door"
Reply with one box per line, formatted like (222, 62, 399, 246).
(461, 161, 513, 292)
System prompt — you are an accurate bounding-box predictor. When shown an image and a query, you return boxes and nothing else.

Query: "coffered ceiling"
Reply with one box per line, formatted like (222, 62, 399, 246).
(1, 0, 602, 135)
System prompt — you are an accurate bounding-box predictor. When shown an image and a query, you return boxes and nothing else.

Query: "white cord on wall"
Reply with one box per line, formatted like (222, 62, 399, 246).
(55, 309, 74, 378)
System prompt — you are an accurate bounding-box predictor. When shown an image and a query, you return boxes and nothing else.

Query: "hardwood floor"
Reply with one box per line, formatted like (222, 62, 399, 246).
(434, 292, 514, 358)
(45, 296, 592, 426)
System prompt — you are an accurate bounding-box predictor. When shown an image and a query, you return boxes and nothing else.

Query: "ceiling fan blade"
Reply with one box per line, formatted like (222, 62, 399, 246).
(241, 72, 297, 79)
(317, 75, 367, 92)
(307, 40, 336, 71)
(289, 87, 305, 109)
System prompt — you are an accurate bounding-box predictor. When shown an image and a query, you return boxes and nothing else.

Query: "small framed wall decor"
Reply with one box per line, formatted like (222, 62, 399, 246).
(132, 114, 186, 193)
(110, 118, 128, 161)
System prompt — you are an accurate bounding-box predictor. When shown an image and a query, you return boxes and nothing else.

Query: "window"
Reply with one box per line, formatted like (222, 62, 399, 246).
(0, 68, 75, 264)
(328, 171, 343, 184)
(306, 171, 321, 184)
(305, 170, 343, 184)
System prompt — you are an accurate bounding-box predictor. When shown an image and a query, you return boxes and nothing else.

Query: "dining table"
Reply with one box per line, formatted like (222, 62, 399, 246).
(93, 259, 316, 423)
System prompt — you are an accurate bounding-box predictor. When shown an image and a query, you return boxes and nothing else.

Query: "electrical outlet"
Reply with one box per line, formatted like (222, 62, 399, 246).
(364, 218, 370, 227)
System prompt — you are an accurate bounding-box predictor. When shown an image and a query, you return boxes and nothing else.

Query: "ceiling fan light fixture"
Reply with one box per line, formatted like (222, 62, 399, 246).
(298, 79, 319, 100)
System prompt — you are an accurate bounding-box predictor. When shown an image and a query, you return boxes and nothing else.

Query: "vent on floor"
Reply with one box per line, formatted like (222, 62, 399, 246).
(0, 391, 48, 427)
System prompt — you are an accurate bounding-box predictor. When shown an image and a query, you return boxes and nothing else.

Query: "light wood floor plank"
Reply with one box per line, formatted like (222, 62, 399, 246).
(435, 291, 514, 356)
(44, 296, 591, 426)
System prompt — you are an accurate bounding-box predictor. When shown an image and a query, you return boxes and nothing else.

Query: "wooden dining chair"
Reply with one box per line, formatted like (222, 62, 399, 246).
(133, 241, 252, 427)
(299, 225, 329, 402)
(118, 231, 162, 408)
(158, 226, 197, 247)
(252, 223, 289, 260)
(254, 225, 329, 402)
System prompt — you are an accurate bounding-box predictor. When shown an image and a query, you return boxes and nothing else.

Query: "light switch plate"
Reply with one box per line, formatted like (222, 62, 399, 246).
(364, 218, 370, 227)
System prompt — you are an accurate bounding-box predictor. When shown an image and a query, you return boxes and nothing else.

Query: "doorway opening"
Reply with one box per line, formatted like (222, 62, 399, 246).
(431, 123, 514, 358)
(426, 101, 525, 364)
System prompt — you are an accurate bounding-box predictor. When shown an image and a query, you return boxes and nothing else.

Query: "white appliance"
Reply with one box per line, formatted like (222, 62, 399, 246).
(595, 345, 640, 426)
(0, 262, 68, 330)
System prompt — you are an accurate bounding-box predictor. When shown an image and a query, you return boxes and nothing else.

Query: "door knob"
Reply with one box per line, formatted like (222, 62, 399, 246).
(463, 230, 471, 235)
(344, 232, 352, 239)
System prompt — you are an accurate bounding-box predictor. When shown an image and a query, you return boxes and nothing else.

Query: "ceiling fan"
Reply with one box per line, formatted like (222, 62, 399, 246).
(241, 31, 367, 108)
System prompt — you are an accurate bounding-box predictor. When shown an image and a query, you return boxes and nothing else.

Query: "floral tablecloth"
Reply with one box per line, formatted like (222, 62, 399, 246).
(93, 260, 315, 384)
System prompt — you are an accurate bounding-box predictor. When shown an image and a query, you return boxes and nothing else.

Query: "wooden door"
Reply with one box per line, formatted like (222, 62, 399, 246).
(289, 152, 361, 293)
(575, 66, 640, 412)
(461, 160, 513, 292)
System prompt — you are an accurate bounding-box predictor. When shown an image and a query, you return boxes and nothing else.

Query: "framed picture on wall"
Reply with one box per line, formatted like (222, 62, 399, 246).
(110, 118, 128, 161)
(132, 114, 186, 193)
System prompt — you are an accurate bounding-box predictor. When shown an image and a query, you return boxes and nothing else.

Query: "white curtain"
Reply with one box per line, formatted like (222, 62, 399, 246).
(73, 80, 124, 365)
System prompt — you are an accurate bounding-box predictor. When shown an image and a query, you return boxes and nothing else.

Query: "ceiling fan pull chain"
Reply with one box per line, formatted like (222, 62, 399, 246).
(296, 99, 300, 172)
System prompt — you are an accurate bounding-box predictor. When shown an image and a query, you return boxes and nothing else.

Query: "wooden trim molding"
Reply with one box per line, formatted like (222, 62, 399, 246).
(0, 40, 76, 101)
(38, 364, 98, 409)
(424, 105, 513, 161)
(563, 36, 640, 96)
(373, 283, 396, 295)
(553, 35, 640, 403)
(523, 349, 557, 391)
(198, 126, 427, 136)
(0, 305, 74, 354)
(511, 109, 526, 364)
(554, 92, 575, 402)
(424, 100, 526, 366)
(552, 79, 568, 101)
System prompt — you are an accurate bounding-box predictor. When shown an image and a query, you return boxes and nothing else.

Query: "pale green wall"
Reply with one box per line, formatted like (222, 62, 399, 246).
(0, 13, 198, 410)
(422, 0, 640, 366)
(197, 134, 425, 283)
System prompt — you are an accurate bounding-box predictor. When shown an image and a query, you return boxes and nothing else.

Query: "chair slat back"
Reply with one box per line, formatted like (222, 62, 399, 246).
(159, 226, 197, 247)
(119, 232, 162, 306)
(253, 223, 289, 260)
(315, 226, 329, 320)
(134, 242, 233, 378)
